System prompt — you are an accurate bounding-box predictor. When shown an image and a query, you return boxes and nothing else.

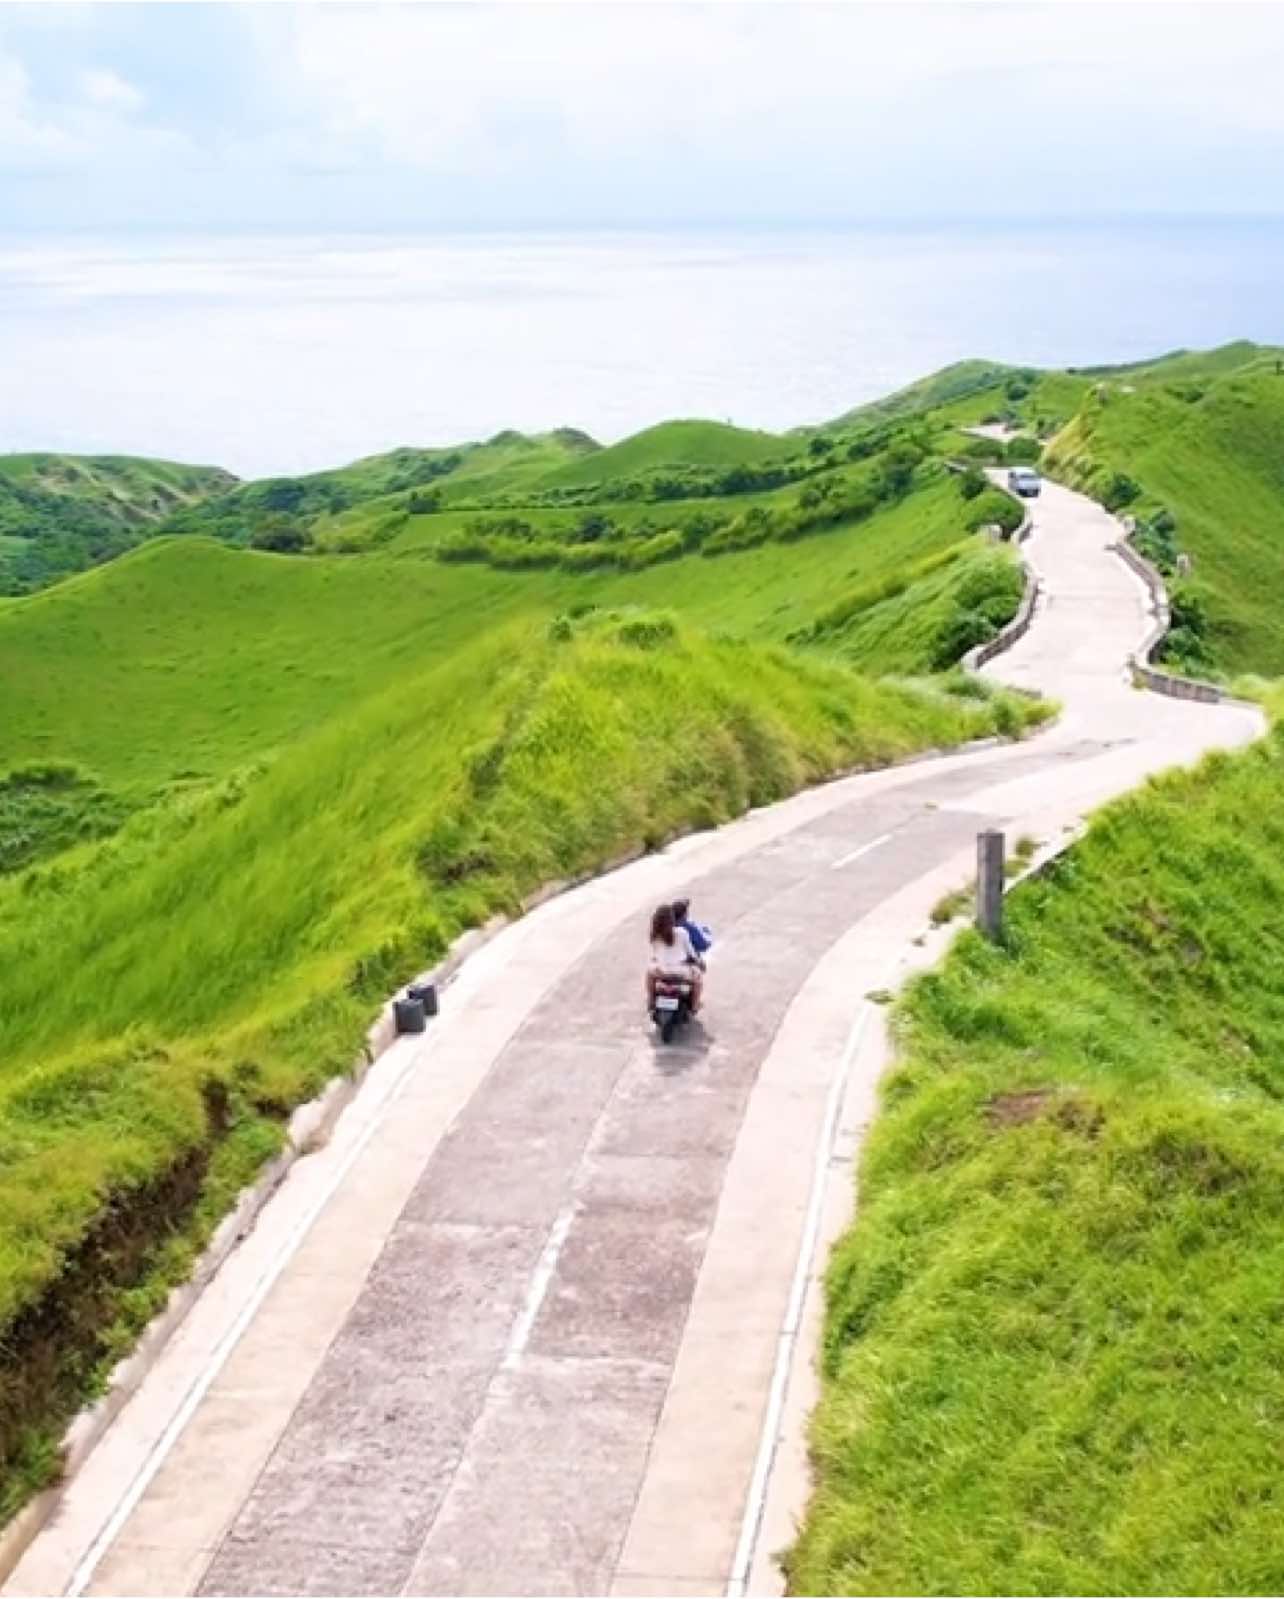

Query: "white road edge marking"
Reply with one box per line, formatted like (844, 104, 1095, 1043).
(830, 830, 893, 871)
(725, 993, 879, 1599)
(502, 1200, 578, 1372)
(65, 1038, 430, 1599)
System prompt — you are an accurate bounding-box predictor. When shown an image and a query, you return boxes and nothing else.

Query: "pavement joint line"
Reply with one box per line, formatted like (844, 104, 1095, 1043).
(828, 830, 894, 872)
(501, 1200, 579, 1373)
(724, 992, 879, 1599)
(64, 1029, 437, 1599)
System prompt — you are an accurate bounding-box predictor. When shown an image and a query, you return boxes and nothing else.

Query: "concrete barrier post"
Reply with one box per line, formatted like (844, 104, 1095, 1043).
(977, 829, 1005, 942)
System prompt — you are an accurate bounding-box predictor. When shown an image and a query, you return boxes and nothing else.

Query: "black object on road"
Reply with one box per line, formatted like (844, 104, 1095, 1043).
(394, 995, 427, 1034)
(408, 981, 439, 1017)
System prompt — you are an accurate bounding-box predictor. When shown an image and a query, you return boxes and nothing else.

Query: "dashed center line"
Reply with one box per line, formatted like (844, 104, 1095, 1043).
(830, 830, 893, 871)
(501, 1200, 578, 1372)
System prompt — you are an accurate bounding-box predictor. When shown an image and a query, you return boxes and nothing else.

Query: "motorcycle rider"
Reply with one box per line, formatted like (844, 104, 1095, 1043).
(647, 902, 704, 1015)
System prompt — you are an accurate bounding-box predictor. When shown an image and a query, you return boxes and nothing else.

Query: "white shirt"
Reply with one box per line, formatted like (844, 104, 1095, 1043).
(650, 926, 697, 975)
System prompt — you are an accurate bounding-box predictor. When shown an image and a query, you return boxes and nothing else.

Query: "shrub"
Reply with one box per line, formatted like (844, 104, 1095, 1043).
(620, 530, 685, 570)
(1161, 586, 1215, 674)
(959, 467, 987, 501)
(879, 441, 927, 499)
(250, 517, 309, 553)
(1102, 471, 1141, 511)
(604, 610, 680, 649)
(965, 488, 1022, 536)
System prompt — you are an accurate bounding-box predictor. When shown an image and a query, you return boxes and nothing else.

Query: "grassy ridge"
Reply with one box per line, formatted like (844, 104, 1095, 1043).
(1047, 363, 1284, 673)
(0, 453, 235, 594)
(791, 717, 1284, 1596)
(0, 608, 1044, 1506)
(0, 475, 1000, 792)
(0, 538, 531, 788)
(792, 541, 1025, 675)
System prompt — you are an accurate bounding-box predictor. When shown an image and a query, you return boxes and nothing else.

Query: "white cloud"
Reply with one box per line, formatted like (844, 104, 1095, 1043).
(238, 2, 1284, 212)
(79, 66, 143, 114)
(4, 2, 1284, 222)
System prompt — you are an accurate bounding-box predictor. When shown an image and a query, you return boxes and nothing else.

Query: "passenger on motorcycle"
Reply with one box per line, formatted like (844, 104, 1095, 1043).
(647, 902, 704, 1014)
(672, 897, 712, 965)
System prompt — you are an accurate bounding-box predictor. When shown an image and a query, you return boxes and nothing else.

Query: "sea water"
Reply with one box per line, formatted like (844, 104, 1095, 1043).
(3, 219, 1283, 477)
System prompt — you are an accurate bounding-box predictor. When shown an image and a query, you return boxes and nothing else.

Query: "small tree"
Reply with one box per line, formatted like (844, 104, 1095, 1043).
(260, 479, 307, 514)
(251, 515, 308, 553)
(959, 466, 987, 500)
(1103, 472, 1141, 512)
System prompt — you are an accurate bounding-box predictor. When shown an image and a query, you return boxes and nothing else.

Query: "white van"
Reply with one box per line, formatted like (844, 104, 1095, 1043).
(1007, 467, 1041, 498)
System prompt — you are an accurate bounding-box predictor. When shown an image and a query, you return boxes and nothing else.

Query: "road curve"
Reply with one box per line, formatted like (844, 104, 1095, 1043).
(7, 482, 1261, 1599)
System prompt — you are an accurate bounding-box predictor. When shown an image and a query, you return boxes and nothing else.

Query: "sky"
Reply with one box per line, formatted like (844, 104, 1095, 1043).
(3, 1, 1284, 233)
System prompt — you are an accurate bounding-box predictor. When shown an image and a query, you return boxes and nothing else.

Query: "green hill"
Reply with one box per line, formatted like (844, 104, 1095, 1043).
(0, 455, 1042, 1511)
(793, 711, 1284, 1596)
(521, 418, 791, 489)
(1046, 360, 1284, 673)
(156, 429, 600, 548)
(7, 335, 1283, 1535)
(814, 341, 1284, 679)
(0, 453, 236, 594)
(827, 359, 1021, 430)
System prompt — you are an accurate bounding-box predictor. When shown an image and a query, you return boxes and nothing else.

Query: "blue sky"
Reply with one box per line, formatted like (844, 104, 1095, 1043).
(3, 1, 1284, 232)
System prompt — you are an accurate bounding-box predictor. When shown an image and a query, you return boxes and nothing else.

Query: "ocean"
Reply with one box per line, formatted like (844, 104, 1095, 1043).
(3, 219, 1283, 478)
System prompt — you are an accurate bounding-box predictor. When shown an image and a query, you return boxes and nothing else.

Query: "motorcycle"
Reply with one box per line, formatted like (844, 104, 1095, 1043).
(651, 973, 695, 1044)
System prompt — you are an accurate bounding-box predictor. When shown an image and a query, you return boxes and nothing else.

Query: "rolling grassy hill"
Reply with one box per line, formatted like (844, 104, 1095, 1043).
(0, 453, 236, 594)
(0, 449, 1042, 1512)
(156, 429, 601, 548)
(1046, 360, 1284, 673)
(822, 341, 1284, 678)
(6, 335, 1281, 1539)
(792, 710, 1284, 1596)
(520, 417, 791, 490)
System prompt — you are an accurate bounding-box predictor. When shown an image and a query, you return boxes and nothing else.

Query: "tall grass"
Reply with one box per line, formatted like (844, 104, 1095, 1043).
(791, 716, 1284, 1596)
(0, 607, 1043, 1504)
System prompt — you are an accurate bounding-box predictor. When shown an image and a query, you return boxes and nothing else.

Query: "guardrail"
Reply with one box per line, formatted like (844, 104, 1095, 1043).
(960, 484, 1038, 674)
(1111, 523, 1239, 705)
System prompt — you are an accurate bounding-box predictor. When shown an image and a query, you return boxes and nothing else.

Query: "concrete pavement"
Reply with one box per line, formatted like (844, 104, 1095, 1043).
(5, 480, 1262, 1599)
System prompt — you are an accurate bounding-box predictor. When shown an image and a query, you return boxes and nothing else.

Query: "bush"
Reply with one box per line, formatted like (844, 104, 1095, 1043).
(603, 610, 680, 649)
(1134, 509, 1180, 575)
(879, 441, 927, 498)
(250, 517, 309, 553)
(1004, 435, 1042, 465)
(619, 530, 685, 570)
(1161, 586, 1215, 674)
(958, 467, 987, 501)
(1102, 471, 1141, 511)
(965, 488, 1022, 536)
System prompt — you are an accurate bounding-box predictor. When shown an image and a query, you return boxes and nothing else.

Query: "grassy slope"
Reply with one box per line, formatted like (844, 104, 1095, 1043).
(1047, 363, 1284, 673)
(833, 342, 1284, 676)
(827, 361, 1021, 430)
(0, 468, 1043, 1506)
(0, 477, 986, 791)
(385, 474, 985, 642)
(0, 453, 236, 594)
(522, 419, 791, 489)
(157, 431, 598, 546)
(0, 538, 528, 789)
(791, 721, 1284, 1595)
(794, 541, 1025, 675)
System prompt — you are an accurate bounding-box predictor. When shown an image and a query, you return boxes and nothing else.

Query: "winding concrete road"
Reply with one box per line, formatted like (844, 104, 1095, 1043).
(6, 481, 1261, 1599)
